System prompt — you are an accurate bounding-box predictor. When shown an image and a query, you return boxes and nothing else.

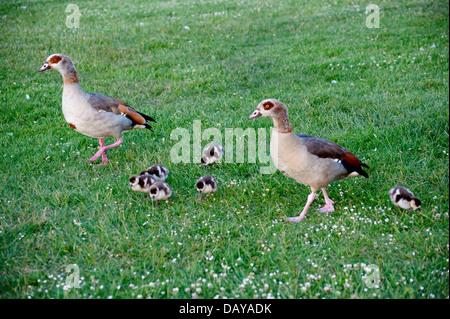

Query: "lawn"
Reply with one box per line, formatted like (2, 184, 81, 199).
(0, 0, 448, 299)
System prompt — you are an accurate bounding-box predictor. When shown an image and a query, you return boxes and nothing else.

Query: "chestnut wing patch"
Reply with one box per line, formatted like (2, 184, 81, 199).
(117, 104, 146, 125)
(87, 94, 155, 128)
(298, 134, 369, 177)
(112, 97, 156, 126)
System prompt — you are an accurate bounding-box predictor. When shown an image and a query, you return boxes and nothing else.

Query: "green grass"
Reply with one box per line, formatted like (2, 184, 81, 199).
(0, 0, 448, 299)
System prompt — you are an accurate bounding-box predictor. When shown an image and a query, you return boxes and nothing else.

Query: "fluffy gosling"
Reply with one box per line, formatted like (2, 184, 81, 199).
(140, 164, 169, 182)
(201, 143, 224, 166)
(389, 186, 421, 211)
(129, 175, 156, 198)
(196, 174, 218, 200)
(149, 182, 172, 206)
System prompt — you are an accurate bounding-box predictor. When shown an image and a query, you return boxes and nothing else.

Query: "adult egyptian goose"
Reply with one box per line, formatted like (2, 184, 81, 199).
(201, 143, 224, 166)
(389, 186, 421, 211)
(140, 164, 169, 182)
(196, 174, 218, 200)
(248, 99, 369, 222)
(129, 174, 156, 197)
(149, 182, 172, 206)
(39, 54, 156, 166)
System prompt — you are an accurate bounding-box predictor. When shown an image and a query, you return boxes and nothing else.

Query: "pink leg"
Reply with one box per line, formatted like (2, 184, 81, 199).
(88, 137, 123, 165)
(98, 139, 109, 165)
(287, 192, 316, 223)
(319, 187, 335, 213)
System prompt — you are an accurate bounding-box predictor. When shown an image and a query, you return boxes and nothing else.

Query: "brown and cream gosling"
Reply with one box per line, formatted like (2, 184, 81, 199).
(149, 182, 172, 207)
(196, 175, 218, 200)
(129, 175, 156, 198)
(248, 98, 369, 222)
(201, 143, 224, 166)
(389, 186, 421, 211)
(140, 164, 169, 182)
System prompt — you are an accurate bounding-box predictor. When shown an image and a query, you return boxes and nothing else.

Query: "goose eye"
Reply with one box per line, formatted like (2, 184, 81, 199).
(263, 104, 271, 110)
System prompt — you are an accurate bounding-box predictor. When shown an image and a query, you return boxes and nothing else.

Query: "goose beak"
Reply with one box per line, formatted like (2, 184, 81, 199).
(39, 62, 51, 72)
(248, 109, 261, 120)
(198, 191, 202, 196)
(151, 196, 155, 201)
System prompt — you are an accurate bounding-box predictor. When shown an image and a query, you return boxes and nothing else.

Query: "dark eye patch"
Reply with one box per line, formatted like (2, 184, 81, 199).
(263, 101, 274, 110)
(49, 55, 62, 64)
